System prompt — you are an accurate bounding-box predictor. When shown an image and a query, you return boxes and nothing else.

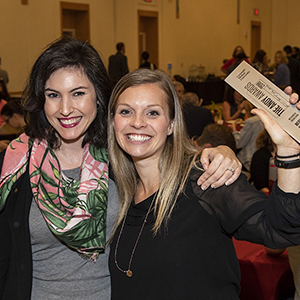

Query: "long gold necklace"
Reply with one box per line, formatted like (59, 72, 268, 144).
(114, 197, 155, 278)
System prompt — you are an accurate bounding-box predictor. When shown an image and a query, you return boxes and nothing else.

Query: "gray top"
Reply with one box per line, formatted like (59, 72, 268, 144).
(233, 115, 264, 171)
(30, 172, 119, 300)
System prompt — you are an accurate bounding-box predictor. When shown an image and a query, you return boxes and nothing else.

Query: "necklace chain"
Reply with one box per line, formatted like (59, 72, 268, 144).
(114, 197, 155, 278)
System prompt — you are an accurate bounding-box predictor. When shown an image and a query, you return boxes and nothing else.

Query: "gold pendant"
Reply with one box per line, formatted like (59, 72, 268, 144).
(126, 270, 133, 277)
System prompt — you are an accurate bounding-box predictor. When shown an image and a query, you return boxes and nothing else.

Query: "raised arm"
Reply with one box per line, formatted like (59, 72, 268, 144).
(252, 86, 300, 193)
(253, 108, 300, 193)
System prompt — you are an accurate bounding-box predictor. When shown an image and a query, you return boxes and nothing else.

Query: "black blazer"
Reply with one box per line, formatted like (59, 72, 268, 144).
(0, 150, 33, 299)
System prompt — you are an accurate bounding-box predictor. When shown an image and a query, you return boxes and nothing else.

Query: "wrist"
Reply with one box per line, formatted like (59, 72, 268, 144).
(275, 151, 300, 169)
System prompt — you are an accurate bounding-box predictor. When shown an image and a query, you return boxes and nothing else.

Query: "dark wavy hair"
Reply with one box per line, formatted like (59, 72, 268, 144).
(252, 49, 267, 64)
(232, 45, 245, 58)
(22, 36, 112, 149)
(223, 86, 236, 106)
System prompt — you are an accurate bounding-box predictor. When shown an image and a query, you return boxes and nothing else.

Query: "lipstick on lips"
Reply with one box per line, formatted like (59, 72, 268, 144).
(59, 117, 82, 128)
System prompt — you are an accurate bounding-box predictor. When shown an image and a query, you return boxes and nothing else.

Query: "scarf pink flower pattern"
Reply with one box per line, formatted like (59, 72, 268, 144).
(0, 133, 109, 260)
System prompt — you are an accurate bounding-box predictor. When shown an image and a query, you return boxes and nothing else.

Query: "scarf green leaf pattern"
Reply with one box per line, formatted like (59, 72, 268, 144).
(0, 134, 109, 261)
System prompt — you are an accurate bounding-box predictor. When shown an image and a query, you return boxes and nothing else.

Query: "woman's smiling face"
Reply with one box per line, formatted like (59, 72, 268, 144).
(44, 67, 97, 145)
(113, 83, 174, 162)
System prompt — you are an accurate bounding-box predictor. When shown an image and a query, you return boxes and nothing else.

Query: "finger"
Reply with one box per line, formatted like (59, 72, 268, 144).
(199, 148, 211, 170)
(225, 167, 241, 186)
(198, 155, 241, 189)
(284, 86, 293, 95)
(211, 159, 242, 188)
(283, 87, 299, 106)
(290, 92, 299, 105)
(197, 154, 226, 188)
(208, 169, 241, 189)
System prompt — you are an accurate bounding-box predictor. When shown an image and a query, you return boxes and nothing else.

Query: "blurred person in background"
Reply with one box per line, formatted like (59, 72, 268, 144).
(139, 51, 157, 70)
(252, 49, 269, 75)
(292, 46, 300, 60)
(221, 45, 249, 74)
(250, 129, 276, 195)
(273, 50, 291, 90)
(173, 81, 185, 104)
(181, 92, 214, 140)
(222, 86, 245, 121)
(1, 100, 26, 134)
(283, 45, 300, 94)
(0, 58, 9, 85)
(108, 42, 129, 85)
(232, 101, 264, 172)
(195, 123, 236, 152)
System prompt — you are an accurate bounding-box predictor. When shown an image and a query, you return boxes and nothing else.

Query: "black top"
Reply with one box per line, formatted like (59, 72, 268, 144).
(287, 56, 300, 91)
(250, 147, 272, 190)
(0, 151, 33, 299)
(109, 167, 300, 300)
(182, 103, 214, 139)
(108, 52, 129, 84)
(139, 61, 157, 70)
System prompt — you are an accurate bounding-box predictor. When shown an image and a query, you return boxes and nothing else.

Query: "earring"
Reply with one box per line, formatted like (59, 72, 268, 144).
(96, 101, 100, 110)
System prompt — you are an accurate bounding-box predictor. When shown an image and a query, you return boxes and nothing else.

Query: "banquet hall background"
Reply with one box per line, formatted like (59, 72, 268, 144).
(0, 0, 299, 96)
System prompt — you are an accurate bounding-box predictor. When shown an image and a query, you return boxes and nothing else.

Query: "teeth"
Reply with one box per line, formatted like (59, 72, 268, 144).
(60, 117, 81, 125)
(128, 134, 150, 141)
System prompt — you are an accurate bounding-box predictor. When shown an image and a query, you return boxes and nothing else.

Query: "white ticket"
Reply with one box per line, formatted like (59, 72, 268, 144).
(225, 60, 300, 143)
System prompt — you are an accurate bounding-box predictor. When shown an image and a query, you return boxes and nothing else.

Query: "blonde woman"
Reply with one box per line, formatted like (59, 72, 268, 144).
(108, 69, 300, 299)
(274, 50, 291, 89)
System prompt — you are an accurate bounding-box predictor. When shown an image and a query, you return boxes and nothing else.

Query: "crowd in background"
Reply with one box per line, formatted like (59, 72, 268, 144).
(0, 39, 300, 299)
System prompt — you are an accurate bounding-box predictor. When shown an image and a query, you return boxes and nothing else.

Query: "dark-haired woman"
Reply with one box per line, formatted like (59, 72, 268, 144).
(222, 86, 245, 121)
(252, 49, 269, 74)
(221, 45, 249, 74)
(0, 37, 119, 300)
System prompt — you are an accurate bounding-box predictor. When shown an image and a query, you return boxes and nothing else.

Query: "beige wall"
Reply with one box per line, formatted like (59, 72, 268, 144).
(270, 0, 300, 57)
(0, 0, 115, 93)
(116, 0, 300, 78)
(0, 0, 300, 93)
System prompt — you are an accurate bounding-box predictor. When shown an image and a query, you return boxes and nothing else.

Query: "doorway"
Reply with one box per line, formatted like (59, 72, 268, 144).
(60, 2, 90, 41)
(250, 21, 261, 61)
(138, 10, 159, 68)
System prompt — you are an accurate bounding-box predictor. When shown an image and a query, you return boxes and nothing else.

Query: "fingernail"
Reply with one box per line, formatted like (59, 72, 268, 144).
(201, 185, 207, 190)
(211, 184, 215, 189)
(198, 180, 202, 186)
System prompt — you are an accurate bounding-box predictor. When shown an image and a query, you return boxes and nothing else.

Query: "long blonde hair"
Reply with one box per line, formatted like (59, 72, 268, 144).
(108, 69, 198, 234)
(275, 50, 288, 65)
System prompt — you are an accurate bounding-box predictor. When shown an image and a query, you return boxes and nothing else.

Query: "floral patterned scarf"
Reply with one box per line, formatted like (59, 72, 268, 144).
(0, 133, 109, 261)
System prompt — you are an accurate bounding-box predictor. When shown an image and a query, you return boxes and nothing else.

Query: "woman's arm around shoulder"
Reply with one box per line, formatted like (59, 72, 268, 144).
(197, 145, 242, 190)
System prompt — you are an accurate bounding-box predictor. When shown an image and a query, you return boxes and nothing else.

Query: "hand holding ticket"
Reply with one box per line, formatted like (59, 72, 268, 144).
(225, 61, 300, 143)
